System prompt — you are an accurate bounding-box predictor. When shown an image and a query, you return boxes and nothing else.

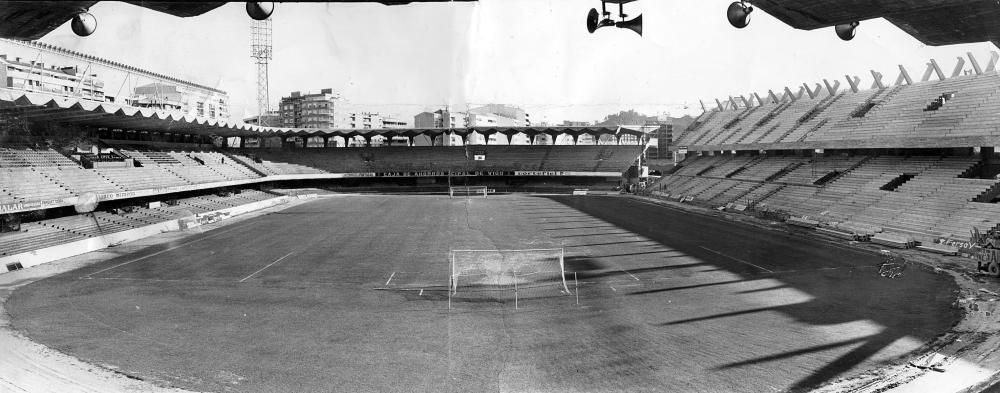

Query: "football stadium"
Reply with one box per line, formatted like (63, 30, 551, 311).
(2, 1, 1000, 393)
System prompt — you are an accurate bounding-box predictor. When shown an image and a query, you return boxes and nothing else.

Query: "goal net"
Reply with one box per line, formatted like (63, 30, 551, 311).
(449, 248, 573, 308)
(449, 186, 488, 199)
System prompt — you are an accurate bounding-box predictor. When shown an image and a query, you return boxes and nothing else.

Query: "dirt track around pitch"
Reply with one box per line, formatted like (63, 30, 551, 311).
(6, 195, 960, 393)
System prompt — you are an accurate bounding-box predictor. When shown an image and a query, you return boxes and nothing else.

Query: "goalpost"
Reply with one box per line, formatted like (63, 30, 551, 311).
(448, 248, 576, 309)
(449, 186, 488, 199)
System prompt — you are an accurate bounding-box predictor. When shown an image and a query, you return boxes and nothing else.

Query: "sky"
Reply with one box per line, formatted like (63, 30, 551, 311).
(16, 0, 1000, 125)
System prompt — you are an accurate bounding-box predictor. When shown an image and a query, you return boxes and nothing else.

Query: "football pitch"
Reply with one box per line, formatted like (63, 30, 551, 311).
(7, 194, 959, 392)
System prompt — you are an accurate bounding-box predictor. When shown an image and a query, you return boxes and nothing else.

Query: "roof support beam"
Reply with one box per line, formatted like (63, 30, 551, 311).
(767, 90, 780, 104)
(729, 96, 740, 110)
(715, 98, 725, 111)
(739, 95, 750, 108)
(895, 64, 912, 86)
(823, 79, 840, 96)
(921, 59, 945, 82)
(951, 56, 966, 78)
(870, 70, 885, 90)
(802, 83, 816, 99)
(968, 52, 983, 75)
(931, 59, 946, 81)
(753, 93, 765, 107)
(699, 100, 707, 112)
(783, 87, 797, 102)
(845, 75, 861, 93)
(986, 51, 999, 73)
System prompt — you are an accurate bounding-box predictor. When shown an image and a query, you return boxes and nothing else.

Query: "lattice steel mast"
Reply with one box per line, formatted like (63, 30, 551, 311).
(250, 18, 272, 126)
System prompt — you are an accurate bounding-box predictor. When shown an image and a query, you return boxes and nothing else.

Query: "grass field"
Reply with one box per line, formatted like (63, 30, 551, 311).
(7, 195, 960, 393)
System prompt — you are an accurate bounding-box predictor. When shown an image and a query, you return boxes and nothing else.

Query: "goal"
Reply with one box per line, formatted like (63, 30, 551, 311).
(449, 248, 574, 308)
(449, 186, 488, 199)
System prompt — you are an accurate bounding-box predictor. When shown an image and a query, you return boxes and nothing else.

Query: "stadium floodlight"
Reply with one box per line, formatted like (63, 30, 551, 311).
(726, 1, 753, 29)
(449, 248, 573, 309)
(835, 21, 860, 41)
(246, 2, 274, 21)
(71, 11, 97, 37)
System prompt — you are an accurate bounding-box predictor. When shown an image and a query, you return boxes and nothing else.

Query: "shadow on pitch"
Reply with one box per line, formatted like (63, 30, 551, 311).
(551, 231, 633, 238)
(563, 240, 661, 248)
(565, 256, 710, 281)
(535, 219, 608, 225)
(542, 225, 619, 231)
(540, 195, 961, 392)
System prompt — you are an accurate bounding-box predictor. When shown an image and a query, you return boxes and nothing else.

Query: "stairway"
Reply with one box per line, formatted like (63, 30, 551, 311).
(767, 162, 804, 182)
(220, 150, 269, 177)
(819, 156, 875, 186)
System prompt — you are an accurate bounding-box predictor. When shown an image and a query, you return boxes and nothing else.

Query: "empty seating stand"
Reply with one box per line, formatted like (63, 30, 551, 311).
(0, 147, 86, 202)
(1, 190, 283, 258)
(673, 73, 1000, 151)
(650, 153, 1000, 243)
(230, 145, 641, 175)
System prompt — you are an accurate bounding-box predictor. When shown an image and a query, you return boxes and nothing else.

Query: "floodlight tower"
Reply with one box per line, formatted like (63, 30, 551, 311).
(250, 17, 272, 126)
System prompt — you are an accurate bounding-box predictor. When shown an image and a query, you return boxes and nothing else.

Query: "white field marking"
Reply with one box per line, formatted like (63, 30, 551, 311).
(84, 277, 227, 284)
(610, 286, 617, 292)
(239, 252, 294, 283)
(617, 284, 642, 287)
(386, 272, 396, 286)
(698, 246, 774, 273)
(451, 248, 563, 253)
(577, 279, 641, 285)
(620, 269, 640, 281)
(372, 287, 430, 291)
(81, 222, 253, 279)
(768, 265, 875, 274)
(419, 289, 424, 296)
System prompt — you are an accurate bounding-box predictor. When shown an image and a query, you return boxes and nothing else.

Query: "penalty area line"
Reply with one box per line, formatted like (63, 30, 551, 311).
(80, 222, 255, 279)
(239, 251, 294, 283)
(620, 268, 640, 281)
(698, 246, 773, 273)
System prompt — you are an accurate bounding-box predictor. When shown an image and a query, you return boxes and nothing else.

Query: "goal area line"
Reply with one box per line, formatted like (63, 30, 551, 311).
(451, 248, 565, 253)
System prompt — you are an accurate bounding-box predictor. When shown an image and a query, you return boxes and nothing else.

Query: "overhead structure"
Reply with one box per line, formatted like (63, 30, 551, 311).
(69, 9, 97, 37)
(726, 1, 753, 29)
(0, 1, 476, 40)
(587, 0, 642, 36)
(246, 2, 274, 21)
(727, 0, 1000, 45)
(250, 12, 273, 127)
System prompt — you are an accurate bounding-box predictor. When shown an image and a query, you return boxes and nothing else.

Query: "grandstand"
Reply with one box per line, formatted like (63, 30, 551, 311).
(0, 189, 278, 258)
(676, 63, 1000, 151)
(652, 54, 1000, 246)
(653, 152, 1000, 241)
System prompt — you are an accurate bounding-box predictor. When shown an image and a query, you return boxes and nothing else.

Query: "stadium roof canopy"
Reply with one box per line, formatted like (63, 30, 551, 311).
(0, 90, 642, 138)
(1, 1, 996, 47)
(754, 0, 1000, 47)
